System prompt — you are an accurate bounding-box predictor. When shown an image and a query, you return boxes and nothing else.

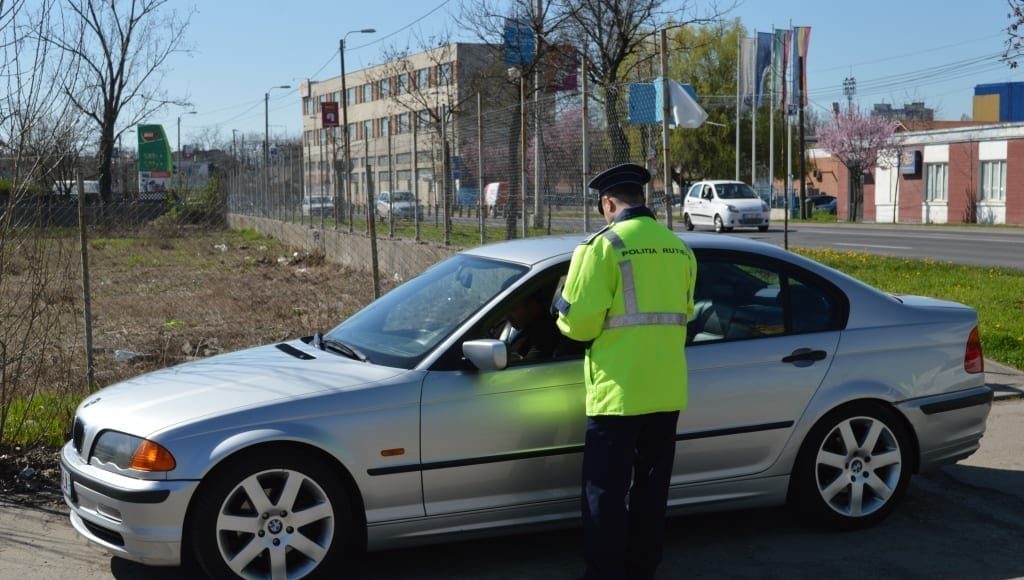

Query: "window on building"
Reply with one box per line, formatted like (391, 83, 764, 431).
(346, 87, 356, 105)
(378, 78, 390, 99)
(396, 169, 412, 186)
(417, 151, 433, 164)
(396, 152, 412, 164)
(317, 94, 326, 113)
(379, 117, 390, 136)
(333, 91, 341, 103)
(363, 120, 373, 139)
(319, 129, 327, 144)
(348, 123, 356, 139)
(362, 83, 373, 103)
(305, 130, 313, 144)
(980, 160, 1007, 202)
(437, 62, 453, 85)
(397, 73, 409, 95)
(303, 97, 312, 115)
(377, 155, 390, 166)
(925, 163, 947, 202)
(416, 68, 430, 90)
(397, 112, 410, 134)
(378, 170, 390, 185)
(417, 109, 432, 129)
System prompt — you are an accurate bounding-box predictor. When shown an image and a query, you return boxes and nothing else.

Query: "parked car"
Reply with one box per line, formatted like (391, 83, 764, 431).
(301, 195, 334, 218)
(483, 181, 513, 217)
(683, 180, 771, 233)
(808, 194, 837, 214)
(60, 234, 991, 579)
(375, 190, 422, 221)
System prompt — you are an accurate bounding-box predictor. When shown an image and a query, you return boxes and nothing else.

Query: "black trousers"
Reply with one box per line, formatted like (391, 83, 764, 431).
(582, 411, 679, 580)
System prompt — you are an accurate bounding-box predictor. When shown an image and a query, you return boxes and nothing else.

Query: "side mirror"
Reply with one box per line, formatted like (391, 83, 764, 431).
(463, 339, 508, 371)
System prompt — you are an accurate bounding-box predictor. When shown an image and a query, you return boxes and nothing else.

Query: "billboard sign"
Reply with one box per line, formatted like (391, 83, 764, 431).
(322, 102, 339, 128)
(137, 124, 172, 195)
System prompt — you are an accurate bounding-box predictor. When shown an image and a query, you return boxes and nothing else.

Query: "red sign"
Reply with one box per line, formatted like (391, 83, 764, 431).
(322, 102, 340, 127)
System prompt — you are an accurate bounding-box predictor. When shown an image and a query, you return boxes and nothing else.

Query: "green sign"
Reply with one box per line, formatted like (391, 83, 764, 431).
(137, 124, 172, 174)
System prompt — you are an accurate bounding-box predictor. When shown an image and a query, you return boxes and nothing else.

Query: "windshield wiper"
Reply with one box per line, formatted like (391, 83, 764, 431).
(321, 337, 369, 362)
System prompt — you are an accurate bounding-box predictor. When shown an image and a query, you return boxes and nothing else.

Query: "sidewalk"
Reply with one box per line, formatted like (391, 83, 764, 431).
(986, 358, 1024, 401)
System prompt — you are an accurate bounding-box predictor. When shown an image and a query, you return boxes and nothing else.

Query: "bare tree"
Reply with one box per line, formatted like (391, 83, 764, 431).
(1006, 0, 1024, 67)
(43, 0, 193, 202)
(1, 0, 87, 445)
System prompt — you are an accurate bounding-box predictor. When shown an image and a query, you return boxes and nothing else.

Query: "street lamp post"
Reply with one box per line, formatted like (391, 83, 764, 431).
(264, 85, 290, 216)
(177, 110, 197, 192)
(340, 28, 375, 230)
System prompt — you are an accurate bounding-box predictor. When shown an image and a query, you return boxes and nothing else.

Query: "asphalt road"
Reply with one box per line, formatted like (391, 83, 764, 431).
(3, 398, 1023, 580)
(455, 213, 1024, 270)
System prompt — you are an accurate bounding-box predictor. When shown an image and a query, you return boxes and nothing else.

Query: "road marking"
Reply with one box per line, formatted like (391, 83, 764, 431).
(834, 242, 912, 250)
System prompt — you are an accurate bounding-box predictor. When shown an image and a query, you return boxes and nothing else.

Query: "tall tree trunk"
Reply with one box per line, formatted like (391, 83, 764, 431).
(98, 109, 117, 204)
(604, 84, 630, 164)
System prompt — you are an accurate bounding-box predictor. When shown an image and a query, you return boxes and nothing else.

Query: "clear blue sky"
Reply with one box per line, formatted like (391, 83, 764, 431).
(158, 0, 1018, 150)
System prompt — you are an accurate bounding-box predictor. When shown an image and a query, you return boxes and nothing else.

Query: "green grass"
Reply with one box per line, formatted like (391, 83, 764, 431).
(795, 248, 1024, 370)
(2, 392, 78, 448)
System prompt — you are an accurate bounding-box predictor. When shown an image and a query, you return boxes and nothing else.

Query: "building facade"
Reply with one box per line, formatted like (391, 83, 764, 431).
(828, 122, 1024, 225)
(300, 43, 493, 208)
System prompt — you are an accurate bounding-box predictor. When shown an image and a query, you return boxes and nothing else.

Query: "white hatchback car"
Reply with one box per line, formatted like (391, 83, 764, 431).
(684, 180, 770, 233)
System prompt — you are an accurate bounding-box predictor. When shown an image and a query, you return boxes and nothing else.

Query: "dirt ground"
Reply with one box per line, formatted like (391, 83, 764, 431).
(1, 226, 386, 506)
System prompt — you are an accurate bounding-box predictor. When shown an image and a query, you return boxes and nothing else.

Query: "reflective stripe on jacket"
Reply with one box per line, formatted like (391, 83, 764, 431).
(557, 212, 697, 416)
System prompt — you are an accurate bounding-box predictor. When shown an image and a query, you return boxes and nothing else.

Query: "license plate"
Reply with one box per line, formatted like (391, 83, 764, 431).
(743, 213, 759, 220)
(61, 466, 76, 502)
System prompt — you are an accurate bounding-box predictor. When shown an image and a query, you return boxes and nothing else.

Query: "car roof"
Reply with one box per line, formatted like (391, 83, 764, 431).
(693, 180, 749, 186)
(462, 232, 796, 267)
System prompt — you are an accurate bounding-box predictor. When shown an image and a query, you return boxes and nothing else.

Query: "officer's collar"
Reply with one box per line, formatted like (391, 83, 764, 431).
(613, 205, 656, 223)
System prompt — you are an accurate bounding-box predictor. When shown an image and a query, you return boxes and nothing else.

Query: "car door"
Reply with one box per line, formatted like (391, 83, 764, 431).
(674, 249, 846, 487)
(419, 266, 588, 516)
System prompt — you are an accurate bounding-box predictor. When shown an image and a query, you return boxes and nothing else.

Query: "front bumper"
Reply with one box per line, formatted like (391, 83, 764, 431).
(60, 442, 200, 566)
(896, 385, 993, 472)
(725, 211, 770, 227)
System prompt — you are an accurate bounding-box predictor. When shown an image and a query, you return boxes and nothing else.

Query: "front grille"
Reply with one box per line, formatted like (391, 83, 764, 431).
(739, 218, 764, 225)
(72, 417, 85, 454)
(82, 518, 124, 547)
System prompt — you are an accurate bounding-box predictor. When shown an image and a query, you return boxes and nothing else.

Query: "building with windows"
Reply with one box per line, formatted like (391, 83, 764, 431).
(300, 43, 494, 208)
(871, 101, 934, 122)
(827, 122, 1024, 225)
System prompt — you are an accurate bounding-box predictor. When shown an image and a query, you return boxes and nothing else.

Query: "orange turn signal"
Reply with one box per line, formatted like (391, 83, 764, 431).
(130, 439, 177, 472)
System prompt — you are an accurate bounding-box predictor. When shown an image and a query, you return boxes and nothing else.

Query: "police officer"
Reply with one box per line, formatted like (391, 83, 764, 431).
(554, 163, 697, 580)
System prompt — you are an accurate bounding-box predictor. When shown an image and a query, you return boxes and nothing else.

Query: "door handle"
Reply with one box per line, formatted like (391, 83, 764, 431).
(781, 348, 827, 364)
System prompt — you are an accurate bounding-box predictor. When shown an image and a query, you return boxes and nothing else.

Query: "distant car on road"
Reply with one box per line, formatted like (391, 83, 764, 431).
(683, 180, 771, 233)
(809, 194, 837, 214)
(376, 190, 422, 221)
(301, 195, 334, 218)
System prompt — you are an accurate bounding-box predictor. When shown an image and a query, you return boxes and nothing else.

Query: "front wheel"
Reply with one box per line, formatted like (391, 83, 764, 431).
(789, 402, 912, 530)
(713, 214, 725, 233)
(190, 448, 354, 579)
(683, 213, 695, 231)
(758, 225, 769, 232)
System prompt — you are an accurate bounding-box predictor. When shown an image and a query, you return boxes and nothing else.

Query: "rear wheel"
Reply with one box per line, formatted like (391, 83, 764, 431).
(789, 402, 912, 530)
(191, 448, 354, 579)
(683, 213, 695, 231)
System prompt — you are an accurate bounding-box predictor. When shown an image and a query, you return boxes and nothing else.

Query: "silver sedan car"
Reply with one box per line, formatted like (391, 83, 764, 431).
(60, 234, 992, 579)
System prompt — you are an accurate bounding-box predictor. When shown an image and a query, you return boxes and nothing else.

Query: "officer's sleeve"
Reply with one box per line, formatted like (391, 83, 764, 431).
(555, 241, 615, 342)
(686, 248, 698, 317)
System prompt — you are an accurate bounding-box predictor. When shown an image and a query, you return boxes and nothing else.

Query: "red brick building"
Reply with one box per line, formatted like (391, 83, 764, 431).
(826, 122, 1024, 225)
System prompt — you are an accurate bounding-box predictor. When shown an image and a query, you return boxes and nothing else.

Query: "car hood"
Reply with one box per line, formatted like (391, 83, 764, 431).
(76, 340, 406, 438)
(722, 198, 765, 210)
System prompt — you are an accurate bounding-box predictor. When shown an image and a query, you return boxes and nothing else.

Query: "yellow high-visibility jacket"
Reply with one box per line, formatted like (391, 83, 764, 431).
(556, 208, 697, 416)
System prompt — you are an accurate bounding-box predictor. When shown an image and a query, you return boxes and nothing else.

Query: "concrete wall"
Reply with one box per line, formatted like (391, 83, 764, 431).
(228, 214, 459, 282)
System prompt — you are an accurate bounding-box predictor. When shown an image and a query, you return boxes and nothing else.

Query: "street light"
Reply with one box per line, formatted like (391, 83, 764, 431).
(340, 27, 375, 230)
(177, 110, 197, 190)
(264, 85, 291, 168)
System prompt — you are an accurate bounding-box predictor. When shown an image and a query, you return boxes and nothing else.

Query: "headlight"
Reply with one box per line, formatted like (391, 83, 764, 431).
(726, 204, 738, 212)
(92, 430, 176, 472)
(762, 202, 770, 211)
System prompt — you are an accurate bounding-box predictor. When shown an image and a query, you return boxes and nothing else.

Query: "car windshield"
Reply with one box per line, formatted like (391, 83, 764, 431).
(307, 197, 329, 204)
(324, 254, 527, 368)
(716, 183, 759, 199)
(390, 191, 414, 202)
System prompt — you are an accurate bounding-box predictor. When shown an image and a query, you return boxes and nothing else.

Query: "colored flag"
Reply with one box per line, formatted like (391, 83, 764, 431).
(792, 26, 812, 107)
(773, 29, 792, 110)
(739, 36, 756, 108)
(654, 78, 708, 129)
(755, 32, 772, 108)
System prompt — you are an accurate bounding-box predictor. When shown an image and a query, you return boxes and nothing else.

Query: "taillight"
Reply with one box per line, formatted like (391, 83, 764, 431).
(964, 326, 984, 374)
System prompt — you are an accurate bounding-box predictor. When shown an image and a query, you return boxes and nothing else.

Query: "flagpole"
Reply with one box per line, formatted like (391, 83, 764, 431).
(786, 20, 793, 249)
(751, 30, 756, 188)
(769, 26, 776, 208)
(735, 31, 740, 181)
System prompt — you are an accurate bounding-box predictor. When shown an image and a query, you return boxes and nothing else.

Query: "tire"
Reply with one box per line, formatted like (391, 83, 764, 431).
(683, 213, 695, 231)
(190, 447, 354, 580)
(789, 401, 912, 530)
(758, 225, 769, 232)
(713, 214, 725, 233)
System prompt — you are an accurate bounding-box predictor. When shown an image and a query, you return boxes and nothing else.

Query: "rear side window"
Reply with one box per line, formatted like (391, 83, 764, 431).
(688, 251, 847, 345)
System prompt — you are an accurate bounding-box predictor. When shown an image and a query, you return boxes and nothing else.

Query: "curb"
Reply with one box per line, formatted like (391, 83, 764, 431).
(985, 358, 1024, 402)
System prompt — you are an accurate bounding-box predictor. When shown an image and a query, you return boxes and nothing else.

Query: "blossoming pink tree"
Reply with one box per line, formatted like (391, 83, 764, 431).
(817, 105, 897, 221)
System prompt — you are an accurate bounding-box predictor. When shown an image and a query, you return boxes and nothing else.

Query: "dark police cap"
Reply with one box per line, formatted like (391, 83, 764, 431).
(588, 163, 651, 196)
